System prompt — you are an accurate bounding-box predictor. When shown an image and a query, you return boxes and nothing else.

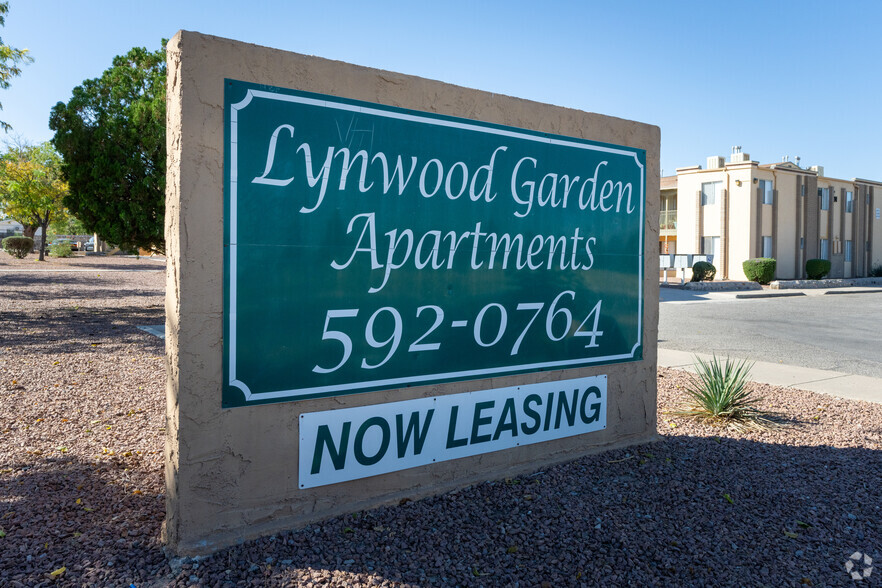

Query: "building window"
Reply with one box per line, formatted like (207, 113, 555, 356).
(819, 187, 830, 210)
(760, 180, 774, 205)
(800, 184, 806, 196)
(762, 236, 773, 258)
(820, 238, 829, 260)
(701, 181, 721, 206)
(800, 237, 804, 250)
(701, 236, 720, 263)
(845, 240, 853, 262)
(846, 191, 854, 213)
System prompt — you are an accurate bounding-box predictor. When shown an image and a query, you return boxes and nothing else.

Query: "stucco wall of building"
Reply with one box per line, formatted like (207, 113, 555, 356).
(772, 170, 799, 279)
(725, 167, 754, 280)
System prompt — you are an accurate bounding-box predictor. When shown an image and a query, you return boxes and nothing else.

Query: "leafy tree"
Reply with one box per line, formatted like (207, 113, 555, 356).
(0, 135, 43, 239)
(49, 210, 86, 237)
(0, 2, 33, 132)
(0, 142, 68, 260)
(49, 43, 165, 253)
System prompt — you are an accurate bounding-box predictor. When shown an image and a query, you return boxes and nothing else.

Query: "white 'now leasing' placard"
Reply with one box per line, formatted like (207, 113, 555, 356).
(299, 376, 607, 488)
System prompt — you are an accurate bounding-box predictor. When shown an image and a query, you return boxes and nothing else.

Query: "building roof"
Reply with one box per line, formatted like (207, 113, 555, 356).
(672, 151, 880, 185)
(757, 162, 817, 175)
(759, 161, 803, 171)
(0, 218, 23, 229)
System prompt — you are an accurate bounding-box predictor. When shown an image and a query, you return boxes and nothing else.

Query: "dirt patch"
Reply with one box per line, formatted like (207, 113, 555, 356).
(1, 261, 879, 586)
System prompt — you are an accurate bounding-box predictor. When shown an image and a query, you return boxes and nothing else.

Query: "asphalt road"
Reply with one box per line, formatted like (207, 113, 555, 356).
(658, 291, 882, 379)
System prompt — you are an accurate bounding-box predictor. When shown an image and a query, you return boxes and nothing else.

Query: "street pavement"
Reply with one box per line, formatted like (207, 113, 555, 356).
(659, 283, 882, 404)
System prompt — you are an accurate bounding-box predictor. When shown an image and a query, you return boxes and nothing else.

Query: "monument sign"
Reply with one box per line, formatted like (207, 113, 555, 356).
(165, 31, 659, 555)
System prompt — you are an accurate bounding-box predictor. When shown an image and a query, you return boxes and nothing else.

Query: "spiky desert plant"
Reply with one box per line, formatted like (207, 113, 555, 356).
(672, 356, 779, 431)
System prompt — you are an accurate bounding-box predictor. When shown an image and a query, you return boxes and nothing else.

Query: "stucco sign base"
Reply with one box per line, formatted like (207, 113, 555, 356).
(164, 30, 660, 556)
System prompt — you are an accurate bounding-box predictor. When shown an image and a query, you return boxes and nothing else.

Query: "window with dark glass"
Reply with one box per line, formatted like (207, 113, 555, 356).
(760, 180, 773, 205)
(819, 187, 830, 211)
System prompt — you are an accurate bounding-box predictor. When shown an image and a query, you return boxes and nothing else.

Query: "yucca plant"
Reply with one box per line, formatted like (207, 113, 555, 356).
(672, 356, 779, 431)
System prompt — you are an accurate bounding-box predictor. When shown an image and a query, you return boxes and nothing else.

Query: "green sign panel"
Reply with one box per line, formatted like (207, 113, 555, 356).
(223, 79, 645, 407)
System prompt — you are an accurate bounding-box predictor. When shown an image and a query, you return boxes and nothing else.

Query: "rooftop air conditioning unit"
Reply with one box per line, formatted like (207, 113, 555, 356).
(707, 156, 725, 169)
(730, 152, 751, 163)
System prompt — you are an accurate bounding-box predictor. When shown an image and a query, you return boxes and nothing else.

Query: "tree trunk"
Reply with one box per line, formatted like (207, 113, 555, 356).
(22, 224, 37, 239)
(38, 215, 50, 261)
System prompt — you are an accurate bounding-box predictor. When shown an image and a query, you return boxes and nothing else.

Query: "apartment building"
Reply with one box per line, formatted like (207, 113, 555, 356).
(663, 148, 882, 281)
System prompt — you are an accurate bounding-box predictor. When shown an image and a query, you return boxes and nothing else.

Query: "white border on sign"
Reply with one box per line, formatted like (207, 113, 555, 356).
(228, 88, 645, 401)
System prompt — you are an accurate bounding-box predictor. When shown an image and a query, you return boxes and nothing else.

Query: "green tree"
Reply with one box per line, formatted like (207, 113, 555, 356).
(49, 211, 86, 237)
(0, 2, 33, 132)
(0, 142, 68, 261)
(49, 43, 165, 253)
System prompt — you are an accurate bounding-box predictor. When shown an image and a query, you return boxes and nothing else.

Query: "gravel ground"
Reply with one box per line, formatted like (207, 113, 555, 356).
(1, 254, 880, 587)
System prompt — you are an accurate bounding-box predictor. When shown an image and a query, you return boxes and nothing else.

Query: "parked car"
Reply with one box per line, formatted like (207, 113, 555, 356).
(84, 237, 95, 252)
(51, 238, 78, 251)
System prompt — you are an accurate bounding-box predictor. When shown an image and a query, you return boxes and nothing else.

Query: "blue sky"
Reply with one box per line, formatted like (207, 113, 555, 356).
(1, 0, 880, 180)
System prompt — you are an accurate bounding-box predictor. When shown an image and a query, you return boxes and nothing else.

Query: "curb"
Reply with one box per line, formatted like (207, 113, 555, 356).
(735, 291, 805, 299)
(660, 282, 761, 293)
(772, 277, 882, 290)
(823, 289, 882, 296)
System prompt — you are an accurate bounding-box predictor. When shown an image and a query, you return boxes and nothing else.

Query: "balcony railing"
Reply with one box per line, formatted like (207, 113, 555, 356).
(660, 210, 677, 231)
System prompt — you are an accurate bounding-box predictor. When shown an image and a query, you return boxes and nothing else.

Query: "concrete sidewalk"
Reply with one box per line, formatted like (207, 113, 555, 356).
(660, 284, 882, 304)
(659, 348, 882, 405)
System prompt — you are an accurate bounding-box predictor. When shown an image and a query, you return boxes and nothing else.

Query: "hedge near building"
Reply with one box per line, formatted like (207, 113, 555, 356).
(743, 258, 776, 285)
(805, 259, 831, 280)
(690, 261, 716, 282)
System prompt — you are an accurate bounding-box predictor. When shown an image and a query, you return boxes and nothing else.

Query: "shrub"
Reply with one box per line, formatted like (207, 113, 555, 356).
(742, 258, 776, 284)
(49, 242, 73, 258)
(690, 261, 716, 282)
(671, 356, 779, 432)
(2, 236, 34, 259)
(869, 265, 882, 278)
(805, 258, 831, 280)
